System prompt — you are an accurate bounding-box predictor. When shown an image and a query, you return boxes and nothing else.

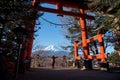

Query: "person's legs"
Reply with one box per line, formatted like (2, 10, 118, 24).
(52, 62, 55, 69)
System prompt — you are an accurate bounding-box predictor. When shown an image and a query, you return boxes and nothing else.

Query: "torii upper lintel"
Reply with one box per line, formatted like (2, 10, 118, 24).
(33, 0, 92, 9)
(32, 0, 94, 20)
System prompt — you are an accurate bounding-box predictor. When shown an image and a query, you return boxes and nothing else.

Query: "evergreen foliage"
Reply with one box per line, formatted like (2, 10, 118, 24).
(108, 51, 120, 63)
(0, 0, 43, 57)
(89, 0, 120, 52)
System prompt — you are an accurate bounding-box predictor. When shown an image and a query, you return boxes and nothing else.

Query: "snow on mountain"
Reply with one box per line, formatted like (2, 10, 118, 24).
(41, 45, 71, 57)
(43, 45, 58, 51)
(32, 45, 73, 57)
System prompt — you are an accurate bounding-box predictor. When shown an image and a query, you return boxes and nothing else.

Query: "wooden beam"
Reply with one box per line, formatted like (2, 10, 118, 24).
(38, 0, 92, 9)
(77, 34, 104, 46)
(32, 6, 94, 20)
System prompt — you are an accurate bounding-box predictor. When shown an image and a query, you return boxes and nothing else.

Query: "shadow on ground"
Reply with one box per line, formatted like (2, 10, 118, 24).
(17, 68, 120, 80)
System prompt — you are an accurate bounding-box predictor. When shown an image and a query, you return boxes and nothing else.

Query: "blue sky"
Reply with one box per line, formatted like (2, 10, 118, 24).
(33, 4, 70, 49)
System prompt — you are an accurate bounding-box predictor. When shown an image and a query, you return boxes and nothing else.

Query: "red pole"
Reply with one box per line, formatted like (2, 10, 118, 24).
(26, 37, 34, 58)
(56, 3, 63, 16)
(74, 41, 80, 60)
(79, 8, 89, 59)
(24, 0, 38, 59)
(98, 34, 106, 62)
(21, 26, 34, 60)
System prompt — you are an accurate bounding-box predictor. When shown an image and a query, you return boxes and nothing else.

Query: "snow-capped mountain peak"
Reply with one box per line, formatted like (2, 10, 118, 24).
(43, 45, 58, 51)
(33, 45, 71, 57)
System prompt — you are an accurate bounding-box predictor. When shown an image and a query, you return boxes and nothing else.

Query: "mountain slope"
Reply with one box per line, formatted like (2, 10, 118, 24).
(33, 45, 71, 57)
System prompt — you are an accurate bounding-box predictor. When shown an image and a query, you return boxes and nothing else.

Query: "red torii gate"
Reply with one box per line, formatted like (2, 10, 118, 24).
(25, 0, 106, 64)
(74, 33, 106, 62)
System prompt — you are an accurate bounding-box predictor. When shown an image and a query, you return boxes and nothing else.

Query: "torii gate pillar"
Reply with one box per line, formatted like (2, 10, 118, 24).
(79, 8, 89, 59)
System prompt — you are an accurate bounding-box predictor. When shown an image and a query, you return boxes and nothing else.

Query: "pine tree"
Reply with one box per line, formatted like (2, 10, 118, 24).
(89, 0, 120, 55)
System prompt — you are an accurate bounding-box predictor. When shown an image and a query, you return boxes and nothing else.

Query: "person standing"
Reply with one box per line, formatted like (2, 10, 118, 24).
(51, 55, 57, 69)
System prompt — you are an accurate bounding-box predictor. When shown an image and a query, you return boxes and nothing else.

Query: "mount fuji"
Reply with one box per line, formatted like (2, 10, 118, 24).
(42, 45, 59, 52)
(40, 45, 71, 57)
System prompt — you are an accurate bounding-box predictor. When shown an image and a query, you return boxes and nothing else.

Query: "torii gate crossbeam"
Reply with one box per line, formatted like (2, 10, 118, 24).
(33, 0, 92, 8)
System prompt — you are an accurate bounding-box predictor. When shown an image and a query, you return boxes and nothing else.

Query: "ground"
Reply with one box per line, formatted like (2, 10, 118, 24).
(16, 67, 120, 80)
